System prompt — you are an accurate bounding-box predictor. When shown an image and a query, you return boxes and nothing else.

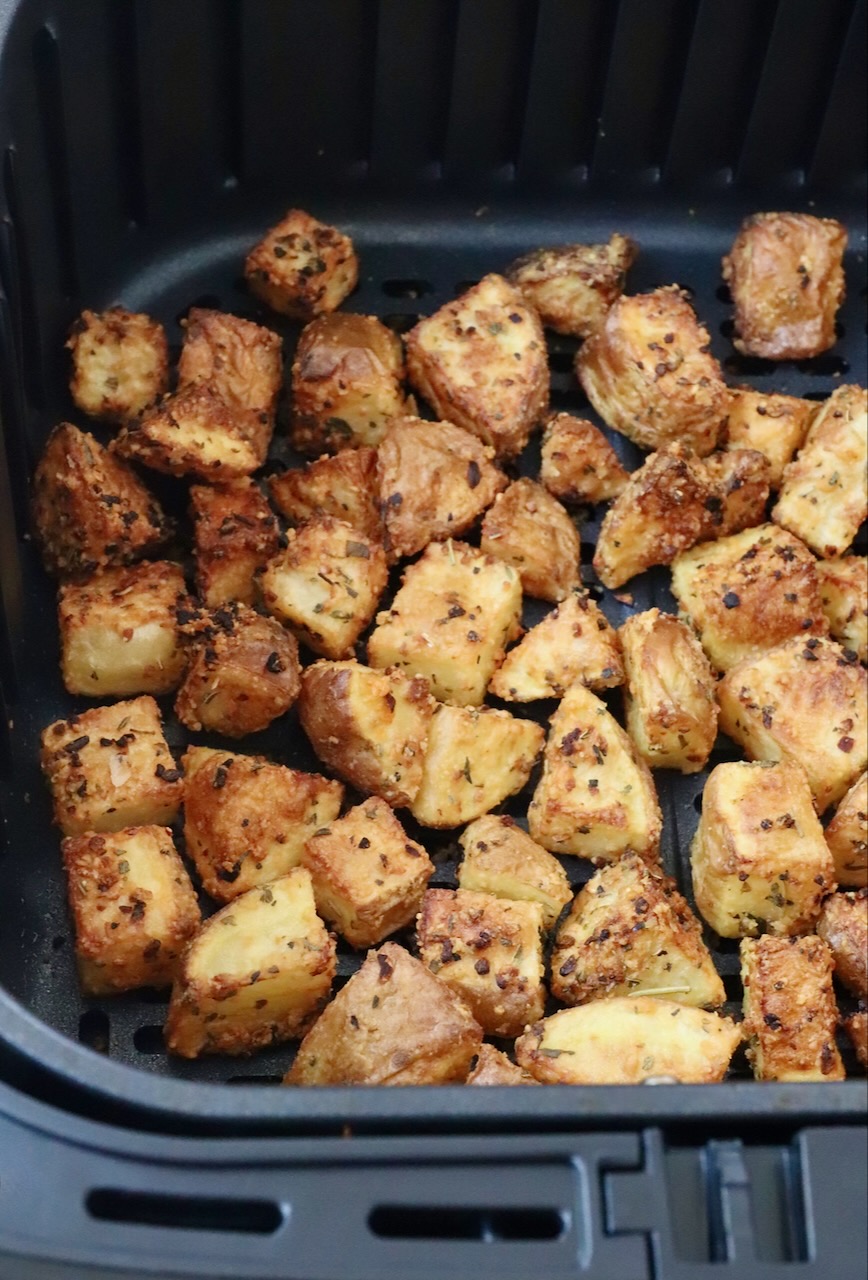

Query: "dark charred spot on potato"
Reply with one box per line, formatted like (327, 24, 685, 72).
(154, 764, 182, 783)
(722, 592, 740, 609)
(265, 651, 284, 674)
(376, 953, 394, 982)
(763, 1013, 782, 1030)
(217, 860, 242, 883)
(64, 735, 90, 754)
(212, 764, 231, 789)
(474, 957, 490, 975)
(358, 837, 371, 849)
(345, 541, 370, 559)
(801, 648, 819, 661)
(130, 899, 146, 922)
(558, 956, 577, 977)
(760, 819, 773, 830)
(467, 460, 481, 489)
(838, 736, 855, 753)
(762, 707, 774, 729)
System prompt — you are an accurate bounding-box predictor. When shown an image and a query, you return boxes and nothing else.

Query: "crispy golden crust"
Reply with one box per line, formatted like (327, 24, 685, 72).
(722, 212, 847, 360)
(506, 235, 638, 338)
(539, 413, 629, 505)
(33, 423, 170, 578)
(405, 274, 549, 457)
(717, 636, 867, 812)
(114, 385, 264, 481)
(182, 746, 343, 903)
(704, 449, 771, 538)
(844, 1010, 868, 1067)
(740, 935, 843, 1081)
(67, 308, 168, 422)
(490, 592, 624, 702)
(480, 479, 580, 603)
(576, 287, 729, 456)
(285, 942, 483, 1085)
(457, 815, 572, 932)
(189, 479, 279, 608)
(62, 826, 200, 995)
(816, 556, 868, 664)
(825, 772, 868, 889)
(178, 308, 282, 451)
(245, 208, 359, 319)
(725, 390, 816, 489)
(268, 448, 383, 543)
(817, 890, 868, 999)
(466, 1043, 538, 1085)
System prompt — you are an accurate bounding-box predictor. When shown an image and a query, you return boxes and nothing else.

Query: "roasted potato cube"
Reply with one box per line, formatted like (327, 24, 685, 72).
(41, 696, 183, 837)
(816, 556, 868, 664)
(166, 867, 335, 1058)
(268, 447, 383, 543)
(62, 826, 200, 995)
(717, 636, 867, 812)
(183, 746, 343, 903)
(576, 286, 729, 457)
(378, 416, 505, 561)
(844, 1009, 868, 1068)
(245, 208, 358, 319)
(691, 761, 834, 938)
(722, 212, 847, 360)
(480, 479, 580, 603)
(466, 1043, 538, 1085)
(189, 479, 279, 608)
(409, 704, 544, 829)
(302, 798, 433, 947)
(704, 448, 771, 537)
(825, 772, 867, 888)
(817, 890, 868, 999)
(527, 682, 662, 862)
(726, 390, 816, 488)
(417, 889, 546, 1038)
(457, 815, 572, 931)
(174, 602, 301, 737)
(740, 935, 844, 1081)
(33, 423, 170, 578)
(516, 1000, 741, 1085)
(367, 540, 522, 706)
(671, 524, 827, 672)
(489, 592, 624, 701)
(286, 942, 482, 1085)
(67, 308, 168, 422)
(505, 234, 638, 339)
(114, 385, 263, 481)
(405, 274, 548, 457)
(178, 308, 282, 449)
(773, 385, 868, 558)
(539, 412, 629, 505)
(58, 560, 187, 697)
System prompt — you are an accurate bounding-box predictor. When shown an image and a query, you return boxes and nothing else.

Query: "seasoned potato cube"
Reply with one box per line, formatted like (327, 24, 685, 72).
(691, 761, 834, 938)
(114, 385, 263, 481)
(552, 853, 723, 1008)
(576, 286, 729, 457)
(302, 798, 433, 948)
(844, 1010, 868, 1068)
(703, 448, 771, 537)
(467, 1043, 538, 1085)
(178, 309, 282, 449)
(506, 234, 638, 339)
(33, 423, 170, 578)
(406, 274, 548, 457)
(67, 308, 168, 422)
(166, 867, 335, 1058)
(183, 746, 343, 903)
(268, 447, 383, 543)
(619, 609, 718, 773)
(825, 772, 868, 888)
(717, 637, 867, 812)
(378, 416, 505, 561)
(817, 890, 868, 999)
(367, 541, 522, 706)
(489, 592, 624, 701)
(480, 479, 580, 603)
(286, 942, 482, 1085)
(457, 815, 572, 931)
(516, 1000, 741, 1084)
(62, 826, 200, 995)
(539, 412, 629, 505)
(189, 479, 279, 608)
(40, 696, 183, 837)
(671, 524, 827, 672)
(816, 556, 868, 664)
(740, 935, 843, 1081)
(417, 889, 545, 1038)
(722, 212, 847, 360)
(58, 560, 187, 697)
(726, 390, 816, 488)
(527, 682, 662, 862)
(773, 385, 868, 558)
(245, 208, 358, 319)
(174, 602, 301, 737)
(409, 704, 544, 829)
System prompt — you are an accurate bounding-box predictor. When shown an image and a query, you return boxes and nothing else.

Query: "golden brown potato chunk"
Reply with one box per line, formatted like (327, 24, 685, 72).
(189, 479, 279, 608)
(62, 826, 200, 995)
(527, 682, 662, 862)
(516, 1000, 741, 1084)
(725, 390, 816, 488)
(301, 797, 433, 948)
(114, 385, 263, 481)
(457, 815, 572, 931)
(741, 935, 843, 1081)
(817, 890, 868, 999)
(377, 416, 505, 561)
(539, 413, 630, 506)
(183, 746, 343, 903)
(245, 208, 358, 319)
(671, 524, 827, 672)
(174, 602, 301, 737)
(717, 637, 867, 812)
(417, 889, 546, 1038)
(58, 560, 187, 697)
(825, 772, 868, 889)
(405, 274, 548, 457)
(703, 449, 771, 537)
(33, 423, 170, 578)
(178, 308, 282, 450)
(816, 556, 868, 664)
(576, 286, 729, 457)
(844, 1010, 868, 1068)
(299, 660, 435, 808)
(620, 609, 718, 773)
(41, 696, 183, 837)
(551, 853, 724, 1008)
(480, 479, 580, 603)
(466, 1043, 538, 1085)
(691, 761, 835, 938)
(268, 448, 383, 543)
(490, 592, 624, 702)
(773, 385, 868, 559)
(67, 308, 168, 423)
(290, 313, 405, 453)
(722, 212, 847, 360)
(506, 234, 638, 338)
(286, 942, 482, 1085)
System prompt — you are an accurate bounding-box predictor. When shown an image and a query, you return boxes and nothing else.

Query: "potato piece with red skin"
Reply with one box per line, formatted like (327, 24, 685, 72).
(480, 478, 580, 603)
(178, 308, 282, 451)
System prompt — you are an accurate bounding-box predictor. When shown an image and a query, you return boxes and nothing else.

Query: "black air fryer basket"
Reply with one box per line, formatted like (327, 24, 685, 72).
(0, 2, 866, 1277)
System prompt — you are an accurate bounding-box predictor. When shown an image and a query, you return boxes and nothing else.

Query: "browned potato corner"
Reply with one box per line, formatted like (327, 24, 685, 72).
(539, 412, 629, 505)
(490, 591, 624, 701)
(67, 307, 168, 423)
(506, 234, 638, 339)
(267, 448, 383, 542)
(190, 478, 280, 608)
(245, 208, 359, 319)
(480, 478, 580, 603)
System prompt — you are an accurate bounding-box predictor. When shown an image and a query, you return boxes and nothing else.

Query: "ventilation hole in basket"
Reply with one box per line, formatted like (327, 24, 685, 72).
(87, 1189, 283, 1235)
(380, 279, 433, 299)
(719, 318, 735, 340)
(134, 986, 170, 1004)
(454, 280, 480, 294)
(369, 1205, 565, 1242)
(549, 350, 576, 375)
(133, 1024, 166, 1055)
(716, 284, 733, 305)
(693, 792, 703, 814)
(723, 353, 776, 378)
(227, 1074, 283, 1086)
(51, 934, 66, 951)
(795, 353, 849, 377)
(723, 971, 743, 1000)
(79, 1009, 110, 1054)
(382, 313, 419, 335)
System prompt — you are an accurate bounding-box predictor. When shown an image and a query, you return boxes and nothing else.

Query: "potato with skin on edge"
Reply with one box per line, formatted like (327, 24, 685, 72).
(67, 308, 168, 423)
(816, 889, 868, 999)
(268, 448, 383, 543)
(539, 412, 630, 506)
(114, 385, 264, 481)
(178, 308, 282, 451)
(189, 479, 279, 608)
(816, 556, 868, 664)
(489, 591, 624, 702)
(457, 815, 572, 932)
(824, 772, 867, 888)
(506, 234, 638, 339)
(703, 449, 771, 538)
(245, 208, 358, 320)
(480, 478, 580, 603)
(467, 1043, 538, 1085)
(725, 389, 816, 488)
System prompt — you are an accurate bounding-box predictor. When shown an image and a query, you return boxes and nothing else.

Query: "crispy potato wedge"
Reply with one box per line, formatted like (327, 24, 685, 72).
(189, 478, 279, 608)
(725, 390, 816, 488)
(245, 208, 358, 319)
(268, 447, 383, 542)
(178, 308, 282, 448)
(539, 412, 629, 505)
(506, 234, 638, 338)
(703, 448, 771, 537)
(67, 308, 168, 422)
(466, 1043, 538, 1085)
(114, 385, 263, 481)
(489, 592, 624, 701)
(817, 890, 868, 999)
(741, 935, 843, 1081)
(480, 478, 580, 602)
(457, 815, 572, 932)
